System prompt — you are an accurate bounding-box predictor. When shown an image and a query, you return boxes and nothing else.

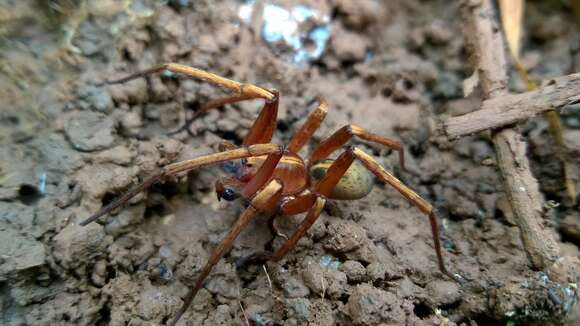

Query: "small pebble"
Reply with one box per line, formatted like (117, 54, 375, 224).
(341, 260, 367, 283)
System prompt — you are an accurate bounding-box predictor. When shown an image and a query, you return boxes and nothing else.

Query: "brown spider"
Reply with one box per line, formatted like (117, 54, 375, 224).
(81, 63, 459, 325)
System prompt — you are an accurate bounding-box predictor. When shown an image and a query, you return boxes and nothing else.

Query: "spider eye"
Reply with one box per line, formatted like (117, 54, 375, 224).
(221, 187, 238, 201)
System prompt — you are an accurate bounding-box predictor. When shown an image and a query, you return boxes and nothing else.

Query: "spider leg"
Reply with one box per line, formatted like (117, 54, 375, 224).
(212, 140, 284, 201)
(171, 90, 280, 146)
(271, 197, 326, 262)
(309, 125, 406, 170)
(237, 148, 374, 266)
(243, 90, 279, 145)
(168, 93, 255, 136)
(80, 143, 282, 226)
(169, 179, 284, 326)
(99, 63, 280, 145)
(277, 147, 459, 282)
(287, 97, 329, 153)
(270, 148, 356, 261)
(240, 149, 283, 197)
(351, 147, 459, 282)
(178, 84, 279, 146)
(279, 193, 318, 215)
(97, 63, 275, 101)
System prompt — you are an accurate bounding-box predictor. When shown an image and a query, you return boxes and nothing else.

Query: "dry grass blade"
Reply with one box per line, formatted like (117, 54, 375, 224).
(239, 301, 250, 326)
(573, 0, 580, 20)
(262, 264, 273, 291)
(499, 0, 523, 59)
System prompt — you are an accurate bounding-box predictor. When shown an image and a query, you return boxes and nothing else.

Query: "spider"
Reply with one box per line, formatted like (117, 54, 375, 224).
(81, 64, 459, 326)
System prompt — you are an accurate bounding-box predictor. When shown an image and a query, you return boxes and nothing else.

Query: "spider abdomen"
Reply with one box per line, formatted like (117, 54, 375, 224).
(310, 160, 374, 200)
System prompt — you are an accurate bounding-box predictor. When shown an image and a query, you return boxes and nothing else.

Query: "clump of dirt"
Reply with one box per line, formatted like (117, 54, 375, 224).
(1, 0, 579, 325)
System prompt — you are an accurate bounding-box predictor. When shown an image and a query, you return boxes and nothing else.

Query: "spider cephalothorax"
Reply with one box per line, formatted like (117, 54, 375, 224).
(81, 64, 459, 325)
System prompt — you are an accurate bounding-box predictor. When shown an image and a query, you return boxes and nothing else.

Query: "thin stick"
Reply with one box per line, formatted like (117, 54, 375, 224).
(320, 273, 326, 299)
(459, 0, 559, 270)
(262, 264, 273, 291)
(238, 299, 251, 326)
(442, 72, 580, 139)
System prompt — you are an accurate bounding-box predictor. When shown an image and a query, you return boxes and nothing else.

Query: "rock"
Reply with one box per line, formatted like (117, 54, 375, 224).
(90, 259, 107, 287)
(324, 220, 366, 253)
(175, 246, 206, 285)
(155, 138, 183, 165)
(287, 298, 310, 322)
(308, 300, 335, 326)
(470, 140, 494, 164)
(302, 259, 348, 299)
(245, 304, 277, 326)
(282, 276, 310, 298)
(10, 280, 62, 306)
(25, 291, 102, 325)
(0, 201, 35, 230)
(103, 204, 146, 236)
(344, 239, 379, 264)
(52, 222, 111, 270)
(64, 111, 116, 152)
(424, 20, 453, 45)
(34, 134, 84, 174)
(307, 218, 328, 240)
(75, 163, 137, 211)
(425, 280, 461, 306)
(205, 304, 235, 325)
(94, 145, 136, 165)
(154, 6, 185, 40)
(563, 130, 580, 155)
(335, 0, 381, 30)
(0, 145, 39, 201)
(77, 85, 113, 113)
(136, 288, 180, 321)
(149, 76, 172, 102)
(108, 77, 148, 104)
(330, 26, 369, 62)
(433, 71, 461, 100)
(396, 277, 423, 299)
(0, 226, 46, 280)
(341, 260, 367, 283)
(74, 18, 109, 56)
(560, 212, 580, 242)
(204, 263, 240, 299)
(366, 261, 394, 282)
(444, 188, 480, 220)
(103, 272, 181, 324)
(119, 109, 143, 136)
(346, 283, 405, 325)
(157, 102, 182, 129)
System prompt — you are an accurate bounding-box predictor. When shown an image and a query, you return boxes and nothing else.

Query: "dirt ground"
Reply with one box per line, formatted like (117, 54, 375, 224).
(1, 0, 579, 325)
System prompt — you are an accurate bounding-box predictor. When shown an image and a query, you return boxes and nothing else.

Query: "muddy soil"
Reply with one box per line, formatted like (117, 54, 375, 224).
(1, 0, 579, 325)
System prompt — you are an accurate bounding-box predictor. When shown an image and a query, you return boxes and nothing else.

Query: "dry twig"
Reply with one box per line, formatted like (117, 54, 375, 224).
(459, 0, 559, 270)
(442, 72, 580, 139)
(499, 0, 575, 205)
